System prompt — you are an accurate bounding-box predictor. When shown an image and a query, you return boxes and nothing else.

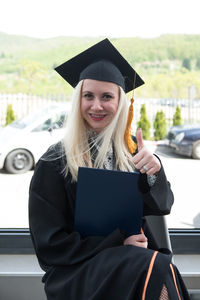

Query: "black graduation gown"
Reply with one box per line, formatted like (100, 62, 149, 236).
(29, 144, 190, 300)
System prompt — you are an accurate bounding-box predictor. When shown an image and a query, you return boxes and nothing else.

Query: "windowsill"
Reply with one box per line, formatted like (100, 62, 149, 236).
(0, 253, 199, 276)
(0, 253, 199, 292)
(0, 254, 44, 276)
(1, 229, 200, 254)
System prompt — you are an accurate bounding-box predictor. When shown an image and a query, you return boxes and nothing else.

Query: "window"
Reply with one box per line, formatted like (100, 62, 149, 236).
(1, 4, 200, 295)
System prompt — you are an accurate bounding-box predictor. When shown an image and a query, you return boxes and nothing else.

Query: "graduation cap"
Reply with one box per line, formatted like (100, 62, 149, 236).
(55, 38, 144, 93)
(55, 38, 145, 154)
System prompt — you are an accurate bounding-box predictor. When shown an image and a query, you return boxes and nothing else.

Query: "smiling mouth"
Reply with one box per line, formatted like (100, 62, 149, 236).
(89, 114, 106, 121)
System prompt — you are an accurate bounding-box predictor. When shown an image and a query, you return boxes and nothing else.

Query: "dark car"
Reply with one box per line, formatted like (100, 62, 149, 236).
(167, 124, 200, 159)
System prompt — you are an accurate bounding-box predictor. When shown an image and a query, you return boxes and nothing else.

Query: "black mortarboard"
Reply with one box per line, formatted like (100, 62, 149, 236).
(55, 38, 144, 93)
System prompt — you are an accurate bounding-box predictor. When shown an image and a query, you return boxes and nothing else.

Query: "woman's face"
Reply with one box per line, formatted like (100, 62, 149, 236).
(81, 79, 120, 133)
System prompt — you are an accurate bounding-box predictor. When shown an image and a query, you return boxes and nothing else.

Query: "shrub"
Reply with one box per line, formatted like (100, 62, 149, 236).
(137, 104, 151, 140)
(154, 110, 167, 141)
(5, 104, 16, 125)
(182, 58, 191, 70)
(173, 105, 182, 126)
(196, 58, 200, 70)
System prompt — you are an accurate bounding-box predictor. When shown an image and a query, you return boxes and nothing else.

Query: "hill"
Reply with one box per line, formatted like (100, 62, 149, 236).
(0, 32, 200, 98)
(1, 33, 200, 66)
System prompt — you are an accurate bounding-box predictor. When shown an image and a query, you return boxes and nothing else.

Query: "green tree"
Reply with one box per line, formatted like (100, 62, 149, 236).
(196, 58, 200, 70)
(1, 52, 5, 58)
(5, 104, 16, 125)
(137, 104, 151, 140)
(19, 59, 45, 93)
(182, 58, 191, 70)
(173, 106, 182, 126)
(154, 111, 167, 141)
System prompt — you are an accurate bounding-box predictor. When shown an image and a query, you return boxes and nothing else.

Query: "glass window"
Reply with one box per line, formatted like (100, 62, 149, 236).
(33, 112, 67, 132)
(0, 34, 199, 234)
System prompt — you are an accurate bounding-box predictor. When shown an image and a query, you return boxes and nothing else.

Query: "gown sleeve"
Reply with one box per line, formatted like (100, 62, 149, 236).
(131, 135, 174, 216)
(139, 156, 174, 216)
(29, 158, 125, 270)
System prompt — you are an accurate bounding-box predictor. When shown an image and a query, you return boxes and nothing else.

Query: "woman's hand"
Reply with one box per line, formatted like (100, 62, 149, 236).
(123, 233, 148, 248)
(132, 128, 161, 175)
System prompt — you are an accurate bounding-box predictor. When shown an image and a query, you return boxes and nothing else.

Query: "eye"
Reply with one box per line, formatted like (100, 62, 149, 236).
(83, 93, 93, 100)
(102, 94, 113, 100)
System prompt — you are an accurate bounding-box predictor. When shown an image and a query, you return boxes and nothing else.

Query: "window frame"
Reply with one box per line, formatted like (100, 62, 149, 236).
(0, 228, 200, 254)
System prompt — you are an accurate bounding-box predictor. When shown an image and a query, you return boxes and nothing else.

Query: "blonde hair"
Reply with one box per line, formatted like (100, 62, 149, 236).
(63, 80, 135, 181)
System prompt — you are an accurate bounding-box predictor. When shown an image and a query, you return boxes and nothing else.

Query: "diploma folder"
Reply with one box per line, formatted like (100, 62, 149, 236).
(74, 167, 143, 237)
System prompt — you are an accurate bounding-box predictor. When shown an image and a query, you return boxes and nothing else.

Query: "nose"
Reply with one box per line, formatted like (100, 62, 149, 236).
(91, 98, 103, 111)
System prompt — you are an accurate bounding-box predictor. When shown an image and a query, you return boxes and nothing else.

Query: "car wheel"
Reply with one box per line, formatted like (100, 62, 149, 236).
(4, 149, 34, 174)
(192, 140, 200, 159)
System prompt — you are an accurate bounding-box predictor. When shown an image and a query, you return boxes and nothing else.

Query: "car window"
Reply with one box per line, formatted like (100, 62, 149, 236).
(9, 107, 57, 129)
(32, 112, 67, 132)
(33, 118, 52, 132)
(52, 113, 67, 129)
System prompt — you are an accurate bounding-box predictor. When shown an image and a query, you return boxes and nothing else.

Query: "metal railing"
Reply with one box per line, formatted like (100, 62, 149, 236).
(0, 94, 200, 130)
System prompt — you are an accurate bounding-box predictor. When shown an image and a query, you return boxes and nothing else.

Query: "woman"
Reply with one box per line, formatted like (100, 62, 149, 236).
(29, 39, 190, 299)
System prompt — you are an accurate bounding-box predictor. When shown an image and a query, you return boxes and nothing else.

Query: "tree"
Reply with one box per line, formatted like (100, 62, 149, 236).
(182, 58, 191, 70)
(173, 106, 182, 126)
(1, 52, 5, 58)
(137, 104, 151, 140)
(5, 104, 16, 125)
(19, 59, 45, 93)
(196, 58, 200, 70)
(153, 111, 167, 141)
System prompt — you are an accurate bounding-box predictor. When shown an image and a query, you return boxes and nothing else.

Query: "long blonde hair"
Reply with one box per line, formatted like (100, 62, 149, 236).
(63, 80, 135, 181)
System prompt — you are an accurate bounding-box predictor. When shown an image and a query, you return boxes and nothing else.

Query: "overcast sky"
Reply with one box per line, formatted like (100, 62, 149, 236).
(1, 0, 200, 39)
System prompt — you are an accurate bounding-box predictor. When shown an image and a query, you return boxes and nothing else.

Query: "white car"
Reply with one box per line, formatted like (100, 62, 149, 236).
(0, 103, 71, 174)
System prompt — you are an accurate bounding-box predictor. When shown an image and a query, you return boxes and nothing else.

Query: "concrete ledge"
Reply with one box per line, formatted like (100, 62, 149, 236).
(0, 254, 44, 276)
(0, 276, 46, 300)
(0, 254, 199, 299)
(0, 255, 45, 300)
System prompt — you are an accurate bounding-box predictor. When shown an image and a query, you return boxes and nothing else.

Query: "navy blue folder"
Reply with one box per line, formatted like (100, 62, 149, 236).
(74, 167, 144, 237)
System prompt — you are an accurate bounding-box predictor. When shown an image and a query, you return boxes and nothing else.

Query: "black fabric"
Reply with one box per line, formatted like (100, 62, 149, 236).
(145, 250, 172, 299)
(141, 217, 159, 250)
(54, 38, 144, 93)
(29, 143, 190, 300)
(172, 265, 191, 300)
(80, 60, 125, 91)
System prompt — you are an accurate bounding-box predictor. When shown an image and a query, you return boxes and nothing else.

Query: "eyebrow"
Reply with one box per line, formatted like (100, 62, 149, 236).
(82, 91, 115, 95)
(82, 90, 93, 94)
(102, 92, 115, 96)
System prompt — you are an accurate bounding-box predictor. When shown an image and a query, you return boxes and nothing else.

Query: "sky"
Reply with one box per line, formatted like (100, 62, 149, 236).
(1, 0, 200, 39)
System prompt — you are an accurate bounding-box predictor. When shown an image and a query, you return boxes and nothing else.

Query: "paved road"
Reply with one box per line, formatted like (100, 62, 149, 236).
(0, 143, 200, 229)
(155, 144, 200, 229)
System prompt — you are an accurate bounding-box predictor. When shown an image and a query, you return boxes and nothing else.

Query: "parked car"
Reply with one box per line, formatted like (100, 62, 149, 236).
(0, 103, 71, 174)
(167, 124, 200, 159)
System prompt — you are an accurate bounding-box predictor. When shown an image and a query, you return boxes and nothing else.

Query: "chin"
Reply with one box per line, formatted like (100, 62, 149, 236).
(91, 127, 103, 133)
(89, 122, 105, 132)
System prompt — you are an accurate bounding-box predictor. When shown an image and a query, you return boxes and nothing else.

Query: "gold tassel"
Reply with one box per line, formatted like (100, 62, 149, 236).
(124, 97, 137, 154)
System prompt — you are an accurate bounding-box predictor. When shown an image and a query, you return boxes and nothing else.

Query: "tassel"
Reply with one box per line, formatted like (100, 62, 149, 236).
(124, 97, 137, 154)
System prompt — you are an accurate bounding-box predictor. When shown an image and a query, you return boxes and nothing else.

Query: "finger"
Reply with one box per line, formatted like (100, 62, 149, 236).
(136, 128, 144, 151)
(135, 241, 148, 248)
(133, 151, 152, 171)
(139, 235, 148, 242)
(132, 148, 144, 165)
(139, 242, 148, 248)
(139, 164, 154, 175)
(141, 164, 157, 175)
(134, 234, 148, 242)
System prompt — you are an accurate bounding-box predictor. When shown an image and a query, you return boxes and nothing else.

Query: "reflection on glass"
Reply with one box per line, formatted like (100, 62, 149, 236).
(0, 124, 200, 229)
